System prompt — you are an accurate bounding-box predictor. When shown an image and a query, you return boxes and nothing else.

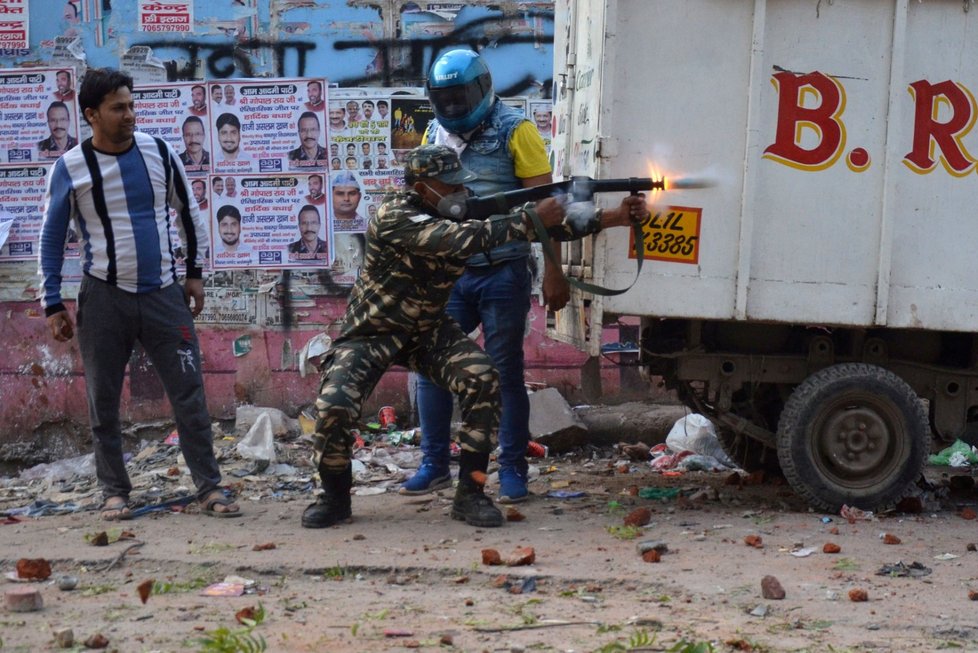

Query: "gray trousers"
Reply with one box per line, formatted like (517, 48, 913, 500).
(77, 276, 221, 502)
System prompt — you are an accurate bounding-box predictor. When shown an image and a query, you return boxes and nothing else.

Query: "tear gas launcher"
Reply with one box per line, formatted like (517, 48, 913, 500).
(464, 176, 665, 220)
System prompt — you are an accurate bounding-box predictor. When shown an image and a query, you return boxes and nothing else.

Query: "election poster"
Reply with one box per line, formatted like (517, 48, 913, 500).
(138, 1, 193, 33)
(209, 78, 328, 176)
(0, 0, 28, 51)
(527, 99, 553, 154)
(0, 66, 80, 165)
(133, 82, 210, 176)
(0, 165, 70, 262)
(211, 173, 330, 270)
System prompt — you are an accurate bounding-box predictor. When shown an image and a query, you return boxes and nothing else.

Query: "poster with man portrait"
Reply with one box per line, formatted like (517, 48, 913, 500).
(0, 66, 80, 165)
(0, 165, 57, 261)
(208, 78, 328, 175)
(132, 82, 211, 176)
(210, 173, 330, 270)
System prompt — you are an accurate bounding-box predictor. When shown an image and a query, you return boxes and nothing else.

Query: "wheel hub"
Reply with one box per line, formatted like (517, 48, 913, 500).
(819, 405, 894, 478)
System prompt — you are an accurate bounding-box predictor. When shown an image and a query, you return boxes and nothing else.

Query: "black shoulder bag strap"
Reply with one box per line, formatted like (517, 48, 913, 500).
(523, 204, 646, 296)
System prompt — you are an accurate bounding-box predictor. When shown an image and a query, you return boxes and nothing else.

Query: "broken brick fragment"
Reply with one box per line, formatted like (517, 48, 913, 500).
(969, 590, 978, 601)
(84, 633, 109, 649)
(4, 586, 43, 612)
(506, 546, 536, 566)
(137, 579, 154, 605)
(505, 507, 525, 522)
(823, 542, 841, 554)
(481, 549, 502, 566)
(959, 508, 977, 520)
(624, 508, 652, 527)
(761, 575, 785, 600)
(848, 588, 869, 602)
(16, 558, 52, 581)
(641, 549, 661, 563)
(744, 534, 763, 549)
(883, 533, 901, 545)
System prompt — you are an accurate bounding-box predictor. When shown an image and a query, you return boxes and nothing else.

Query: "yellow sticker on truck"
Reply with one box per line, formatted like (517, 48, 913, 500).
(629, 205, 701, 264)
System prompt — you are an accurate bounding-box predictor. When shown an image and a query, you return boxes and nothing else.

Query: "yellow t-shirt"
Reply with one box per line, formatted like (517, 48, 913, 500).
(422, 120, 551, 180)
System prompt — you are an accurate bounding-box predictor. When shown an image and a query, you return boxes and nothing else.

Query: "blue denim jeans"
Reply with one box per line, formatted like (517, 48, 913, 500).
(416, 257, 532, 471)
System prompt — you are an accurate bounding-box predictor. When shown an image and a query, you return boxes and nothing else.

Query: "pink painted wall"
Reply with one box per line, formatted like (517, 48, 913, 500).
(1, 297, 640, 446)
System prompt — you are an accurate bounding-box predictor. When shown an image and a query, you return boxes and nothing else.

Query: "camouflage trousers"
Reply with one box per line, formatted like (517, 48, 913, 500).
(311, 319, 501, 474)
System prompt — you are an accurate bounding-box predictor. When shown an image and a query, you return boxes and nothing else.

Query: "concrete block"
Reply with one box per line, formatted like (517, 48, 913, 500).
(528, 388, 588, 453)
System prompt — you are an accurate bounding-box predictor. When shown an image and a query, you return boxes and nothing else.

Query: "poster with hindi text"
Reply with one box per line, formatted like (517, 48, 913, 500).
(0, 0, 28, 51)
(209, 78, 328, 176)
(211, 173, 330, 270)
(133, 82, 210, 176)
(0, 67, 80, 165)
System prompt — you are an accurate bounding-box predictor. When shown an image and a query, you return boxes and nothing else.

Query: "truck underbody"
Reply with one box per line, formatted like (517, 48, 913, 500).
(639, 319, 978, 511)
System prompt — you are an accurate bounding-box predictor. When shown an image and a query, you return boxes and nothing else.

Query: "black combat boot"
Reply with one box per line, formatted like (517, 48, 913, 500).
(302, 463, 353, 528)
(451, 451, 503, 527)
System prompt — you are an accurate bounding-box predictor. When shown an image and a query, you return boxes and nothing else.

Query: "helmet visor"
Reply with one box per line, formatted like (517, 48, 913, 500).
(428, 72, 492, 120)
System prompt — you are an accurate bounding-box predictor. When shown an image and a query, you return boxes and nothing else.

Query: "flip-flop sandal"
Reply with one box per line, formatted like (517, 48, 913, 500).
(100, 498, 133, 521)
(201, 493, 242, 518)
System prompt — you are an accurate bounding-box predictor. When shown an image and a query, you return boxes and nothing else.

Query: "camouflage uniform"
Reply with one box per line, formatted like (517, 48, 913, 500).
(311, 191, 602, 473)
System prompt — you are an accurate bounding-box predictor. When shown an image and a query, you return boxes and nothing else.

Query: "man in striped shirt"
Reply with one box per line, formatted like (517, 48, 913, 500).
(38, 68, 240, 521)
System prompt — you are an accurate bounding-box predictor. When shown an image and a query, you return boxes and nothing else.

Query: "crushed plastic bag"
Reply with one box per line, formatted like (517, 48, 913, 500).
(927, 439, 978, 467)
(236, 413, 277, 464)
(234, 405, 298, 437)
(664, 414, 737, 468)
(18, 454, 96, 481)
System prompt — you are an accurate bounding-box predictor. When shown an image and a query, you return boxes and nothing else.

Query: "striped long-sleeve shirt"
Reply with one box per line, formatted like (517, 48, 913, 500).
(38, 132, 209, 316)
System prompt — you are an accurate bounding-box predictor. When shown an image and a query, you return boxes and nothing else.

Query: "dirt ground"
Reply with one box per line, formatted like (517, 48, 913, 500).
(2, 454, 978, 653)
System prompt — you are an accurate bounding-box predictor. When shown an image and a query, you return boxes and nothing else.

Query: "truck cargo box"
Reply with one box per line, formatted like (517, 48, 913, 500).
(551, 0, 978, 511)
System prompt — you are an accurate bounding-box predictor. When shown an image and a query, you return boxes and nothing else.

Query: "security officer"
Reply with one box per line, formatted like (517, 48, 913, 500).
(302, 144, 648, 529)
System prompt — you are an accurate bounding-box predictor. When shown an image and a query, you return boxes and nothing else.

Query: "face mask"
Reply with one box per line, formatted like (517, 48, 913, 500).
(428, 186, 469, 220)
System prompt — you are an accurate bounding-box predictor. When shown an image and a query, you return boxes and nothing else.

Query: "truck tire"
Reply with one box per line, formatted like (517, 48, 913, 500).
(777, 363, 929, 513)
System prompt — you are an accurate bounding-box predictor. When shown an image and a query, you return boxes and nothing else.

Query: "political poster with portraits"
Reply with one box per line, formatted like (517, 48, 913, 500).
(0, 165, 52, 260)
(527, 99, 553, 154)
(132, 82, 211, 176)
(210, 173, 330, 270)
(325, 89, 417, 270)
(209, 78, 328, 176)
(0, 66, 80, 165)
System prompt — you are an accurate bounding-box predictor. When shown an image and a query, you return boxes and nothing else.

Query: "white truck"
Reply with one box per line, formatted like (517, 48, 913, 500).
(551, 0, 978, 511)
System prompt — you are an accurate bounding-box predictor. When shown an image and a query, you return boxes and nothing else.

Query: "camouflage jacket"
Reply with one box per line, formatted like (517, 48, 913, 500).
(336, 191, 599, 340)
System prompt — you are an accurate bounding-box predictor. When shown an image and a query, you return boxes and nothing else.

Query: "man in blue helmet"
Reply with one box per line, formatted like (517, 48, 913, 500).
(401, 49, 569, 503)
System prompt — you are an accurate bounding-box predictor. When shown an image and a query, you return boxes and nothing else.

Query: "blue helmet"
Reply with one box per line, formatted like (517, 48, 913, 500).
(427, 49, 494, 134)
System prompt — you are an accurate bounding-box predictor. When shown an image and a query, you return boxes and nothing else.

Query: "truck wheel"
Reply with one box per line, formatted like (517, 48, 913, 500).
(777, 363, 929, 513)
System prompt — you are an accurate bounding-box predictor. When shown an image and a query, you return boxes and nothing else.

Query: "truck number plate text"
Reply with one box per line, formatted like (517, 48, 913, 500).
(630, 205, 701, 264)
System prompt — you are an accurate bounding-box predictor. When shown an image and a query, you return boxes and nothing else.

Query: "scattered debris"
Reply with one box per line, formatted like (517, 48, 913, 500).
(624, 507, 652, 527)
(848, 588, 869, 602)
(823, 542, 841, 554)
(876, 561, 931, 578)
(744, 534, 763, 548)
(4, 586, 43, 612)
(506, 546, 536, 567)
(761, 575, 785, 600)
(84, 633, 110, 649)
(137, 579, 154, 604)
(482, 549, 502, 566)
(15, 558, 51, 580)
(52, 627, 74, 648)
(882, 533, 902, 545)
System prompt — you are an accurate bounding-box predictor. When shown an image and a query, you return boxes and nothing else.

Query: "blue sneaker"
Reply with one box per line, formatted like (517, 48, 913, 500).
(497, 466, 529, 504)
(399, 463, 452, 495)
